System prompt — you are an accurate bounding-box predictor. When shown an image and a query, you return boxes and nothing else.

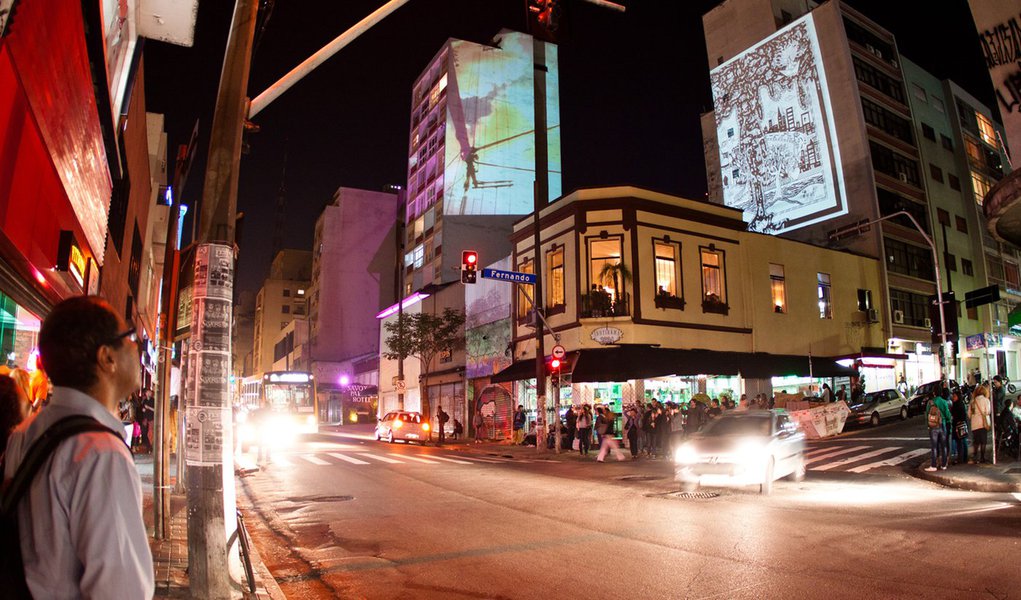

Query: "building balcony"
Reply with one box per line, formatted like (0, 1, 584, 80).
(580, 291, 630, 318)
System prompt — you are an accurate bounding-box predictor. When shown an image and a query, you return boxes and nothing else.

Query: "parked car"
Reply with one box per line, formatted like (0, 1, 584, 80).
(375, 411, 430, 444)
(847, 389, 908, 427)
(673, 410, 805, 495)
(907, 380, 958, 417)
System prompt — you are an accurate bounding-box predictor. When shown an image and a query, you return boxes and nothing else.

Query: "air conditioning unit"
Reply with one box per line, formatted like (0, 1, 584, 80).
(892, 309, 905, 324)
(898, 173, 908, 183)
(866, 308, 879, 323)
(924, 317, 933, 329)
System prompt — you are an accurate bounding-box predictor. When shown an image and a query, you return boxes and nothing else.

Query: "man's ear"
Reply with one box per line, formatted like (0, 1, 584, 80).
(95, 344, 116, 373)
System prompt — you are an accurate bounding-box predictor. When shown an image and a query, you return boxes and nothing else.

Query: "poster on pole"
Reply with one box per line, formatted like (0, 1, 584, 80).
(184, 406, 230, 466)
(185, 243, 234, 466)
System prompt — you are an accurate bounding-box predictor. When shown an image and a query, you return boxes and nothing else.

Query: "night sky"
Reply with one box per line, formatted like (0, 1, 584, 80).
(144, 0, 990, 297)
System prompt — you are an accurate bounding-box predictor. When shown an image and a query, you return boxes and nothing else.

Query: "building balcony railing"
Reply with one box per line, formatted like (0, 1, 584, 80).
(580, 291, 630, 318)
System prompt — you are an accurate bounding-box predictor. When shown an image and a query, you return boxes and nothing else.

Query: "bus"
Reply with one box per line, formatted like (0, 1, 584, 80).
(237, 371, 317, 449)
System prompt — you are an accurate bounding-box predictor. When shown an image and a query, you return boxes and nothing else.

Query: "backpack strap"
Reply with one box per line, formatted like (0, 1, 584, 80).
(1, 415, 121, 515)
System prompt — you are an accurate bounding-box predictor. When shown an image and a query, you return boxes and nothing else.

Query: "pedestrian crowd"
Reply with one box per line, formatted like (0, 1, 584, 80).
(924, 374, 1021, 471)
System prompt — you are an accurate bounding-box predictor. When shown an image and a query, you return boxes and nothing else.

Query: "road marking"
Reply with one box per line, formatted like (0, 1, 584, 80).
(804, 446, 870, 465)
(812, 447, 903, 471)
(271, 455, 293, 467)
(391, 454, 440, 464)
(818, 437, 927, 442)
(299, 454, 331, 466)
(804, 447, 838, 458)
(454, 455, 505, 463)
(328, 452, 370, 465)
(359, 453, 403, 464)
(423, 455, 475, 465)
(847, 448, 930, 473)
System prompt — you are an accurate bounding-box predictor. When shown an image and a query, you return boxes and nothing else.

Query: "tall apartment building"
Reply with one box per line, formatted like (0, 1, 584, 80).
(700, 0, 990, 386)
(252, 250, 312, 377)
(402, 29, 561, 293)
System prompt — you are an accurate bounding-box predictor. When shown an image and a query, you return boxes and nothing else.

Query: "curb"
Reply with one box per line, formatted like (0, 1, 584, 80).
(241, 519, 286, 600)
(912, 465, 1021, 493)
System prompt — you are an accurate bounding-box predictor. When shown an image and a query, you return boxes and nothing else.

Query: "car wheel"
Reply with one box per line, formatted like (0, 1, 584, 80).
(760, 458, 774, 496)
(900, 407, 908, 420)
(375, 431, 381, 441)
(870, 412, 880, 427)
(789, 456, 806, 482)
(387, 431, 395, 444)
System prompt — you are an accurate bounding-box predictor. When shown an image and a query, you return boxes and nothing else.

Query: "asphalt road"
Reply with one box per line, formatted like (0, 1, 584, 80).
(238, 417, 1021, 599)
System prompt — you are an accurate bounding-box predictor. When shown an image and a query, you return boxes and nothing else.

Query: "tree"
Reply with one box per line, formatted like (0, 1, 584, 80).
(382, 307, 466, 428)
(598, 260, 632, 314)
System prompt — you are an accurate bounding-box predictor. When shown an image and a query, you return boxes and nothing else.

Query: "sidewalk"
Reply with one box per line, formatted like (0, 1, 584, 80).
(913, 458, 1021, 493)
(134, 454, 285, 599)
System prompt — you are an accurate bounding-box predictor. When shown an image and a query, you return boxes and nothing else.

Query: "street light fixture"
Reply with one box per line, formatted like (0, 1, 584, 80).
(829, 211, 952, 379)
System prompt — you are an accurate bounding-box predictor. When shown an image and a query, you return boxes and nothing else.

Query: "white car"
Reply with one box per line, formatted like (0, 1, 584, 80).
(375, 411, 430, 444)
(674, 410, 805, 495)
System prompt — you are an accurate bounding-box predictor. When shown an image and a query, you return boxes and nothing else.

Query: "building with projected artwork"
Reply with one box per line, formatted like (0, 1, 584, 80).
(701, 0, 989, 388)
(401, 29, 560, 294)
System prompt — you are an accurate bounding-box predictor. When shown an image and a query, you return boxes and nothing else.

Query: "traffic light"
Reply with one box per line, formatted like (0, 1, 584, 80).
(549, 355, 565, 386)
(461, 250, 478, 284)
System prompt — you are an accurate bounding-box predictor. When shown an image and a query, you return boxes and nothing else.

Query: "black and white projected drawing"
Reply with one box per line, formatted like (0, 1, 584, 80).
(711, 14, 847, 234)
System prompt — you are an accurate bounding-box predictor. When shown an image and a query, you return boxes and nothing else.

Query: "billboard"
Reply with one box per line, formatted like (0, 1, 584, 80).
(711, 14, 847, 234)
(464, 257, 513, 379)
(443, 31, 561, 215)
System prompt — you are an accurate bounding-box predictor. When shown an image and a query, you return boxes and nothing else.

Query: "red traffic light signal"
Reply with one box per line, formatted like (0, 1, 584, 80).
(550, 357, 561, 370)
(461, 250, 478, 284)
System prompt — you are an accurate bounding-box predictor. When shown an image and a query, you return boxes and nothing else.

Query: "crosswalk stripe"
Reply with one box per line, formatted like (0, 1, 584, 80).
(328, 452, 370, 465)
(847, 448, 930, 473)
(423, 455, 475, 465)
(804, 446, 870, 465)
(812, 447, 902, 471)
(391, 454, 440, 464)
(300, 454, 330, 466)
(359, 453, 403, 464)
(454, 455, 505, 463)
(804, 447, 838, 458)
(271, 455, 293, 467)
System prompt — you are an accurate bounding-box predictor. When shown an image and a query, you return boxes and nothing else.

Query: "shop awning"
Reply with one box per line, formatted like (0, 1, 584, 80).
(490, 346, 854, 383)
(1009, 304, 1021, 329)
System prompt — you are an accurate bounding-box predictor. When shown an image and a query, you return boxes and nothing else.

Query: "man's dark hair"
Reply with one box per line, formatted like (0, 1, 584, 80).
(38, 296, 121, 391)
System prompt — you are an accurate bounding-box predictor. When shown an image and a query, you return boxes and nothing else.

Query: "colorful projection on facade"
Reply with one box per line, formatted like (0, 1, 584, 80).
(444, 31, 561, 215)
(711, 14, 847, 234)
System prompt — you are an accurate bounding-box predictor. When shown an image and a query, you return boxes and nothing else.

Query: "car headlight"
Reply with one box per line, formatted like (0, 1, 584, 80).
(674, 444, 698, 464)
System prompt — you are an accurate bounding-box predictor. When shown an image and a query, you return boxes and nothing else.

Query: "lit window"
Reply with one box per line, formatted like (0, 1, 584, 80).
(297, 289, 305, 296)
(654, 241, 678, 297)
(976, 112, 997, 146)
(769, 264, 786, 313)
(517, 259, 534, 320)
(413, 244, 424, 268)
(547, 247, 565, 308)
(818, 272, 832, 319)
(971, 171, 992, 205)
(700, 248, 726, 305)
(590, 239, 623, 302)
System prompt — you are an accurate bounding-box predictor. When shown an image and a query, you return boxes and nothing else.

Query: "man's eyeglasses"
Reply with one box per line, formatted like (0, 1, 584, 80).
(103, 328, 138, 347)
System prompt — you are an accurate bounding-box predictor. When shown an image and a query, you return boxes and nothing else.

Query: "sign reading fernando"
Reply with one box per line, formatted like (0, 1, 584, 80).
(481, 268, 536, 284)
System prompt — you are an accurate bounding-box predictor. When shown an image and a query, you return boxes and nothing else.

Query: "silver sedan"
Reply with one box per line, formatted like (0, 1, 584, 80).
(674, 410, 806, 495)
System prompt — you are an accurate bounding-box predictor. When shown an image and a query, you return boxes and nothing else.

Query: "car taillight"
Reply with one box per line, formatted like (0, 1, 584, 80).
(422, 422, 430, 431)
(393, 419, 403, 429)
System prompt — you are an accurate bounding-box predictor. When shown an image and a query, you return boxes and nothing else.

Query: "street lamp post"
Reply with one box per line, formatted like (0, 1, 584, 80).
(830, 211, 952, 380)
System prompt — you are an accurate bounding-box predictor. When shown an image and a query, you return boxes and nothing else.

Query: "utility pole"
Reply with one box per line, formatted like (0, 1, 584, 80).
(154, 121, 199, 540)
(186, 0, 257, 597)
(531, 36, 549, 452)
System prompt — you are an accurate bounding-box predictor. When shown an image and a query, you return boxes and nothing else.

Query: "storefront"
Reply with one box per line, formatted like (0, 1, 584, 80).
(0, 291, 42, 373)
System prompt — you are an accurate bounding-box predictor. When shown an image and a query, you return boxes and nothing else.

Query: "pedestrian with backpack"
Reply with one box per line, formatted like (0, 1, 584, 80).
(925, 386, 951, 472)
(0, 297, 154, 598)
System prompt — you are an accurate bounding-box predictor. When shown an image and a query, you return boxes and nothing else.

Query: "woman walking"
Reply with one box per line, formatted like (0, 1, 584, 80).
(949, 390, 969, 466)
(595, 406, 626, 462)
(970, 384, 992, 463)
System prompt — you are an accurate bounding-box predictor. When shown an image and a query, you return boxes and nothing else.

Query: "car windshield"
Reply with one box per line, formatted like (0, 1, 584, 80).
(861, 392, 884, 404)
(701, 415, 771, 437)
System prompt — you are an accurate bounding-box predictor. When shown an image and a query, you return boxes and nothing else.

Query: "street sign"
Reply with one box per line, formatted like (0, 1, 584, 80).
(481, 268, 536, 284)
(551, 344, 566, 359)
(965, 284, 1000, 309)
(395, 379, 406, 393)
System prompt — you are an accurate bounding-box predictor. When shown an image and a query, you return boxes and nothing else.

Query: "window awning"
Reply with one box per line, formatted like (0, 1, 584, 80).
(490, 346, 854, 383)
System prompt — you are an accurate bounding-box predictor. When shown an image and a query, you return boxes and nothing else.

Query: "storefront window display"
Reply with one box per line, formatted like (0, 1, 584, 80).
(0, 292, 41, 371)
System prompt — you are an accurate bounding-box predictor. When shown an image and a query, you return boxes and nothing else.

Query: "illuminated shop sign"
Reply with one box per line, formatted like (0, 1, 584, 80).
(55, 230, 87, 289)
(710, 14, 847, 234)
